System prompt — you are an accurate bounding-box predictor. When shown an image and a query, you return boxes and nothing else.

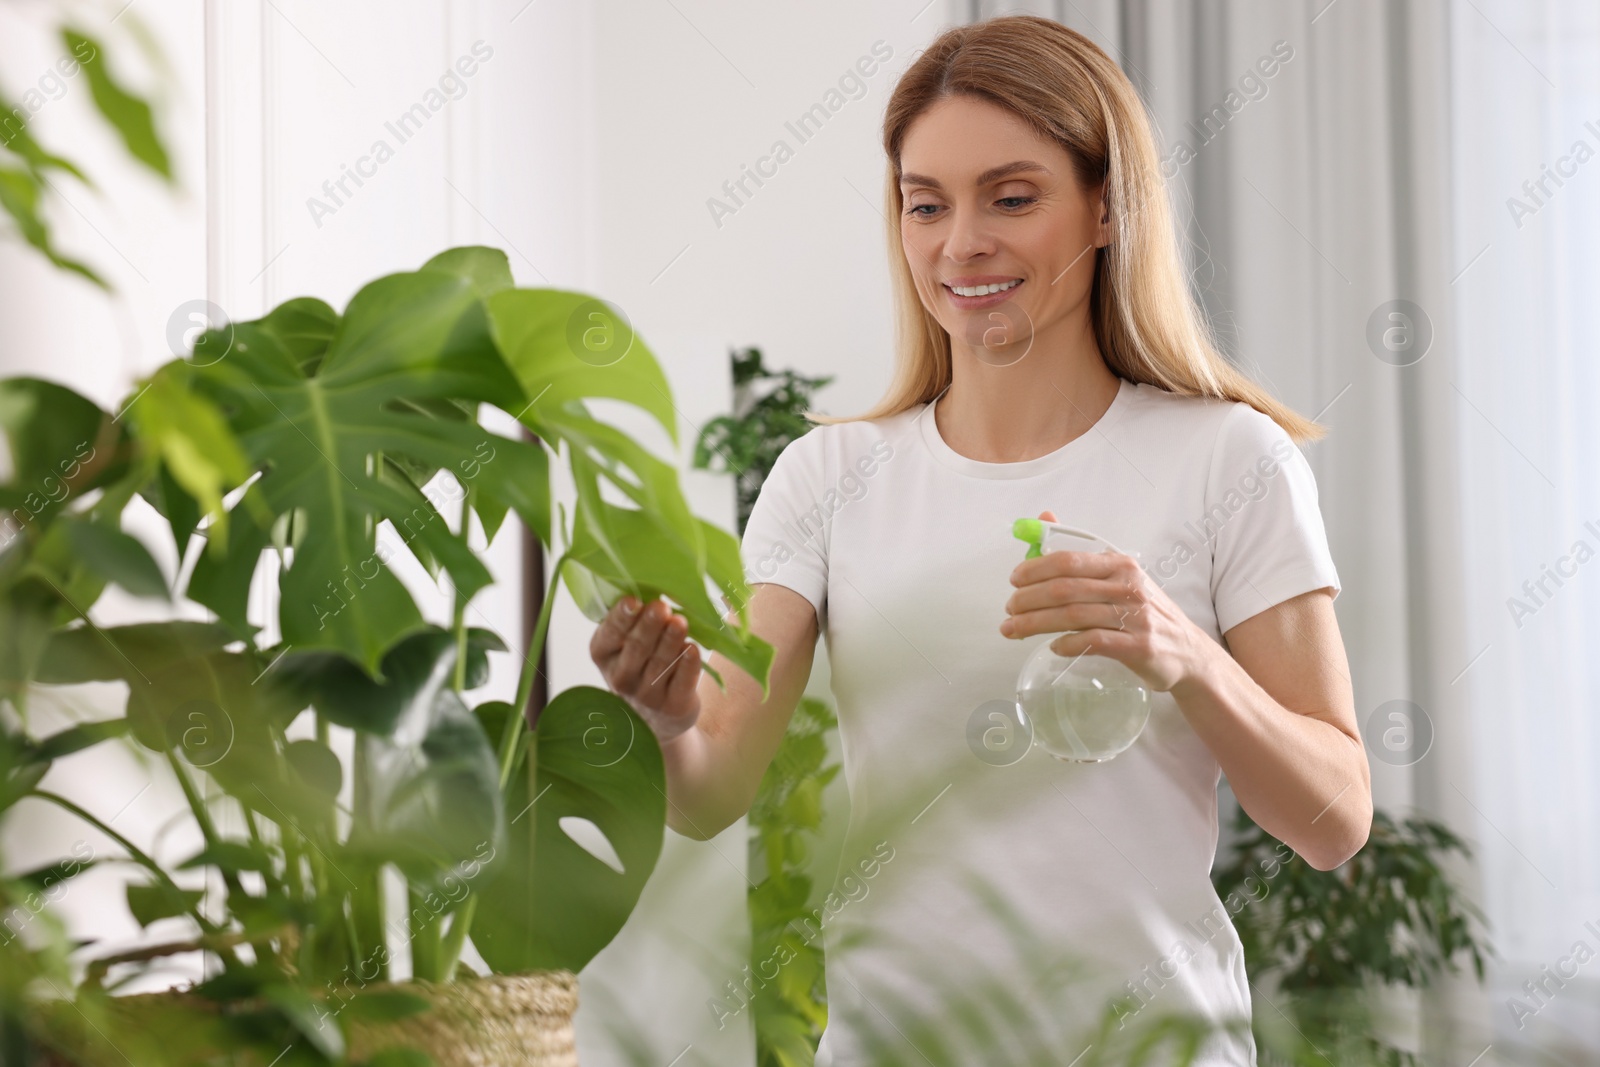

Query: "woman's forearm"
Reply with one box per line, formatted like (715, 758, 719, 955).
(1172, 639, 1372, 871)
(658, 722, 746, 841)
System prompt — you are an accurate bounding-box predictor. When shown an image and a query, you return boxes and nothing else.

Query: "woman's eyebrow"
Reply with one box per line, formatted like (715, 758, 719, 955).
(898, 160, 1050, 190)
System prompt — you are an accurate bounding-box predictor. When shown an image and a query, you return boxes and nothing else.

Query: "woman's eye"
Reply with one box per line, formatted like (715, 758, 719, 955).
(906, 204, 939, 218)
(998, 196, 1037, 209)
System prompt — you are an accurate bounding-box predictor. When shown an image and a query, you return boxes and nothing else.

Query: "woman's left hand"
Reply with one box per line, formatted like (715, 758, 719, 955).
(998, 510, 1210, 693)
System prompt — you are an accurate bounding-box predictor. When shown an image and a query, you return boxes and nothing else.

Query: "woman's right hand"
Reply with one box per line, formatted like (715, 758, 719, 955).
(589, 595, 703, 745)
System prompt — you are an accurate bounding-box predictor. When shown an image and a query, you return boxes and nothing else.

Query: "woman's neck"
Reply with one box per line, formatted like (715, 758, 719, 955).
(933, 350, 1122, 464)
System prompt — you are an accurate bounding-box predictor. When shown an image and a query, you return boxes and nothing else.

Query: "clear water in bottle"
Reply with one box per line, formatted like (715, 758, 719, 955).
(1016, 642, 1151, 762)
(1010, 518, 1152, 763)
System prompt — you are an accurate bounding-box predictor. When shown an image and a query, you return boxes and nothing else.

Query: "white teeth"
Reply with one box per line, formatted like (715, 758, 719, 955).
(949, 279, 1022, 297)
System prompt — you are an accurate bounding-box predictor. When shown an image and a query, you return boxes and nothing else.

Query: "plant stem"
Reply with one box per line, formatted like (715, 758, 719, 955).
(163, 751, 246, 901)
(453, 488, 473, 693)
(436, 896, 476, 980)
(497, 549, 566, 790)
(30, 790, 226, 939)
(408, 886, 441, 981)
(347, 742, 386, 980)
(447, 549, 566, 978)
(239, 804, 287, 898)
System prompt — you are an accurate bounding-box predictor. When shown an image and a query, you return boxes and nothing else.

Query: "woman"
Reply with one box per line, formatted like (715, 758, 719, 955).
(591, 15, 1371, 1065)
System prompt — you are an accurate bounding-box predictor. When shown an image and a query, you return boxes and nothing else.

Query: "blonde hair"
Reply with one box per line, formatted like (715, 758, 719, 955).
(806, 14, 1325, 444)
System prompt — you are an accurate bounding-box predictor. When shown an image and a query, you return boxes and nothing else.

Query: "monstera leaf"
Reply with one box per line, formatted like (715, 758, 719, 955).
(486, 288, 677, 446)
(163, 252, 551, 679)
(488, 290, 772, 691)
(282, 628, 505, 879)
(470, 687, 666, 974)
(538, 401, 771, 696)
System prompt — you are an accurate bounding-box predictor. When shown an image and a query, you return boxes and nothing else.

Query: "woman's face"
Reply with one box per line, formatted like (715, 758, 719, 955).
(897, 93, 1107, 363)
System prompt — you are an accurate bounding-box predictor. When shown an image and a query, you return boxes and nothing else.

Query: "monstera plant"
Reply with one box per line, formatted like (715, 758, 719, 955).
(0, 246, 773, 1066)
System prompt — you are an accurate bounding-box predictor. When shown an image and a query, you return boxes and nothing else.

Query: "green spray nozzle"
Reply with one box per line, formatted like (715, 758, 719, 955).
(1012, 517, 1046, 559)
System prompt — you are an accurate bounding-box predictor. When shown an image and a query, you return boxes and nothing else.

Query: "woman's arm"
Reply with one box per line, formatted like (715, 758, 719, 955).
(593, 582, 821, 841)
(1173, 587, 1371, 871)
(1001, 543, 1372, 871)
(659, 584, 820, 839)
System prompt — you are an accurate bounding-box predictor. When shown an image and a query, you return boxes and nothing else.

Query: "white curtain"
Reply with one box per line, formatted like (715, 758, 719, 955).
(1451, 0, 1600, 1055)
(970, 0, 1600, 1060)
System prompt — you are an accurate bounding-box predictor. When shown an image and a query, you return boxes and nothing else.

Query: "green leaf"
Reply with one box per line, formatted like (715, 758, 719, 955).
(560, 555, 625, 624)
(338, 990, 431, 1023)
(123, 365, 254, 547)
(0, 378, 125, 518)
(31, 717, 129, 761)
(261, 983, 345, 1062)
(489, 288, 678, 447)
(10, 852, 99, 896)
(284, 629, 504, 878)
(285, 738, 342, 798)
(63, 29, 172, 180)
(142, 460, 202, 553)
(34, 620, 237, 685)
(0, 166, 105, 286)
(423, 246, 515, 299)
(277, 627, 501, 735)
(471, 687, 666, 973)
(540, 401, 771, 696)
(176, 839, 274, 875)
(0, 579, 64, 699)
(63, 518, 170, 600)
(126, 881, 203, 926)
(178, 262, 540, 677)
(255, 297, 339, 372)
(184, 484, 274, 637)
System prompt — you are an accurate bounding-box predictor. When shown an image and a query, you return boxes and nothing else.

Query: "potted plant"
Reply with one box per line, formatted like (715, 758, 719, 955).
(1213, 805, 1494, 1066)
(0, 245, 774, 1066)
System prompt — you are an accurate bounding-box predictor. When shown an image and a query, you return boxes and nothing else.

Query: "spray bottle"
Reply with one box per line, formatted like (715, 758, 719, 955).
(1010, 518, 1151, 762)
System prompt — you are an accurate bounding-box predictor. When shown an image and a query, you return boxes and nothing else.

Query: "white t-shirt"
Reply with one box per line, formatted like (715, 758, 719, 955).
(738, 377, 1340, 1066)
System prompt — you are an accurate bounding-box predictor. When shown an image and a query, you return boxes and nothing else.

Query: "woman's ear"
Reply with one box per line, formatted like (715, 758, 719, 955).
(1095, 181, 1111, 248)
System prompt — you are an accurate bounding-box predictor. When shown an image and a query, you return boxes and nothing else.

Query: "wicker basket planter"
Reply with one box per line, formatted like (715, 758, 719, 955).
(37, 971, 580, 1067)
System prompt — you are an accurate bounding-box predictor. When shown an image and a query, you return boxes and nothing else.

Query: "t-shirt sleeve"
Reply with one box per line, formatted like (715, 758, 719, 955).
(1207, 403, 1341, 635)
(737, 430, 829, 630)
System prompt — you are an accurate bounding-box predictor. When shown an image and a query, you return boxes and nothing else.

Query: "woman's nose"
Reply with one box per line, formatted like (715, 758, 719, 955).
(943, 205, 998, 261)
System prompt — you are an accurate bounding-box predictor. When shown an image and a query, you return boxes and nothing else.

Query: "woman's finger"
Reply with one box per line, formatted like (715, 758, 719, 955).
(639, 614, 690, 693)
(612, 600, 670, 689)
(665, 641, 702, 701)
(590, 596, 641, 665)
(1006, 601, 1136, 640)
(1005, 573, 1134, 616)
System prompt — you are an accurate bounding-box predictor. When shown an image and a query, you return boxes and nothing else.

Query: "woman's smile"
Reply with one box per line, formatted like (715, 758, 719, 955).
(943, 275, 1025, 309)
